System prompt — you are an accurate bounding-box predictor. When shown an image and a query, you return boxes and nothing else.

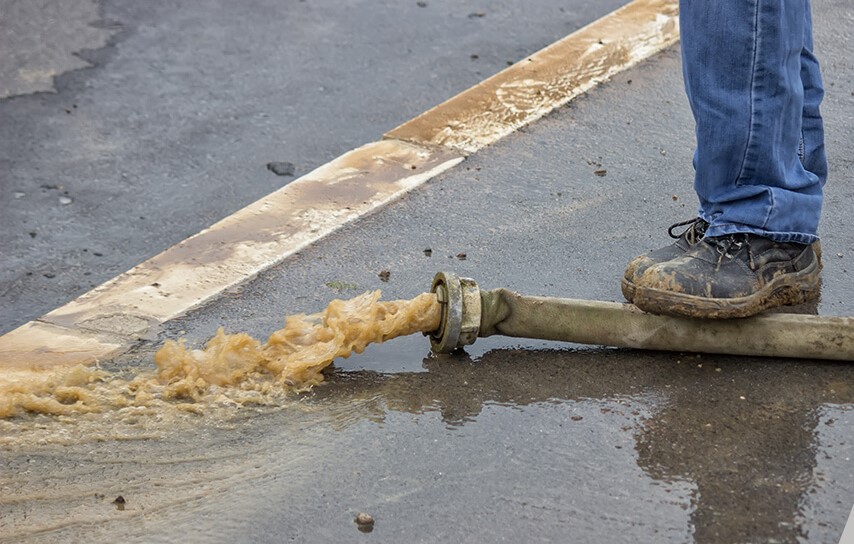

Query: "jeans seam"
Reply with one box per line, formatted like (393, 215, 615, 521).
(763, 188, 774, 229)
(735, 0, 761, 188)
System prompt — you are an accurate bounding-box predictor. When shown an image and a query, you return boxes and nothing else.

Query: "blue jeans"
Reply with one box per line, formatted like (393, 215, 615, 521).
(680, 0, 827, 244)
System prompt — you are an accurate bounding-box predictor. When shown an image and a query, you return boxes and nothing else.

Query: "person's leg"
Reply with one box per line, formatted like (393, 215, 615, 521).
(630, 0, 824, 319)
(685, 0, 823, 239)
(799, 0, 828, 187)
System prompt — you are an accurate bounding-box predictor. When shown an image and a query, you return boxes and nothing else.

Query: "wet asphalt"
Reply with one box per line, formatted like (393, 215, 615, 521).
(4, 0, 854, 543)
(0, 0, 625, 335)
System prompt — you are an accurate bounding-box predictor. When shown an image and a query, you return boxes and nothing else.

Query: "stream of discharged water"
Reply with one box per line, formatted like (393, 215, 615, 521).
(0, 291, 441, 418)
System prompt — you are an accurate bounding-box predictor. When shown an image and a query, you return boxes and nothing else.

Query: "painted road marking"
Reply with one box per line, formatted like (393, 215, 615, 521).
(1, 141, 463, 369)
(841, 503, 854, 544)
(0, 0, 679, 370)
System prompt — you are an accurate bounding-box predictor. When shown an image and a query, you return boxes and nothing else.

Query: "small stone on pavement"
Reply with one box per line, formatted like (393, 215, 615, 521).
(266, 161, 295, 176)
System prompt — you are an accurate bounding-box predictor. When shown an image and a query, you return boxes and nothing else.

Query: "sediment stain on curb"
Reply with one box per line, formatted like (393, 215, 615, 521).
(386, 0, 679, 153)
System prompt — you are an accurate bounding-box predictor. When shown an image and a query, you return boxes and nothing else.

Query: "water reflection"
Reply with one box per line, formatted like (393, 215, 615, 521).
(3, 345, 852, 542)
(316, 347, 854, 543)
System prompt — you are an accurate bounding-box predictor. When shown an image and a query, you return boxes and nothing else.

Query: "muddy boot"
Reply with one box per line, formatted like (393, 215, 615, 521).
(621, 218, 708, 303)
(632, 233, 821, 319)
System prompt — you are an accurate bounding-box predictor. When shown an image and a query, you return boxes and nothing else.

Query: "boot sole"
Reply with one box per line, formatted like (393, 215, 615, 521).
(621, 277, 637, 303)
(632, 260, 821, 319)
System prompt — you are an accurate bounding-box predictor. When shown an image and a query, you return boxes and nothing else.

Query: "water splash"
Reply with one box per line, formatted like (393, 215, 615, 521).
(0, 291, 440, 418)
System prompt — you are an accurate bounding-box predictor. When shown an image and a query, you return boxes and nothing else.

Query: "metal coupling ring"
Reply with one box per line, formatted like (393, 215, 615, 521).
(429, 271, 482, 354)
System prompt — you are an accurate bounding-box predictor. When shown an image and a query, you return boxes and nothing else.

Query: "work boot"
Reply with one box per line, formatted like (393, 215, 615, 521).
(621, 218, 708, 303)
(632, 233, 821, 319)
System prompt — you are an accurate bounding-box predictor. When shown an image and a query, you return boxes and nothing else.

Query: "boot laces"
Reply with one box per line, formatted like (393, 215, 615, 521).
(667, 218, 708, 244)
(710, 234, 756, 271)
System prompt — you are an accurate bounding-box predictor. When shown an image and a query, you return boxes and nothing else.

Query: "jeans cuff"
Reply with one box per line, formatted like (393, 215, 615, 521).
(704, 223, 819, 244)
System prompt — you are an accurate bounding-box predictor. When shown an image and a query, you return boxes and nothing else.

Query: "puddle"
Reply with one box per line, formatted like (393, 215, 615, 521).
(0, 352, 688, 543)
(3, 295, 854, 542)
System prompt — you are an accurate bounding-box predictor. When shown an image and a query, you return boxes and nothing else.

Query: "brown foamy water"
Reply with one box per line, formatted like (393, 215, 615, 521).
(0, 291, 440, 418)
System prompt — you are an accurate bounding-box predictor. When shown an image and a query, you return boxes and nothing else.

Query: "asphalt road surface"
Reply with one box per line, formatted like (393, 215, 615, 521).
(2, 1, 854, 543)
(0, 0, 624, 334)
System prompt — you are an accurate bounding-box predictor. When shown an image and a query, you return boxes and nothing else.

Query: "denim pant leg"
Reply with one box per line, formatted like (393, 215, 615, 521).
(680, 0, 825, 244)
(799, 0, 828, 187)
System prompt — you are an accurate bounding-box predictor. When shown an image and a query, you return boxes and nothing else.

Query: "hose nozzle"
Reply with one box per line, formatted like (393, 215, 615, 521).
(429, 272, 482, 353)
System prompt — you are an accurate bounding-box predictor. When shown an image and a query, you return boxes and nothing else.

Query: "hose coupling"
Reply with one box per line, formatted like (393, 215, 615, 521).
(429, 271, 482, 354)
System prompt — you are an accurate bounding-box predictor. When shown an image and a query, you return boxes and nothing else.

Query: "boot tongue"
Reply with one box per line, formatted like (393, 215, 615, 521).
(709, 234, 749, 259)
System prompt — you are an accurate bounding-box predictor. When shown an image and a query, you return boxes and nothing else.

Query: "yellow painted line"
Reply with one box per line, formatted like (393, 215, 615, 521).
(386, 0, 679, 153)
(43, 141, 461, 332)
(0, 0, 680, 370)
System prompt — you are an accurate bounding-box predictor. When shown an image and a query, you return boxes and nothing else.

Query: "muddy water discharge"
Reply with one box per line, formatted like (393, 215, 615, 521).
(0, 291, 440, 418)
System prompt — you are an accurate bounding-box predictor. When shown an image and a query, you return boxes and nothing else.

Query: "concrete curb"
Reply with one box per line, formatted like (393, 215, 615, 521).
(0, 0, 679, 371)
